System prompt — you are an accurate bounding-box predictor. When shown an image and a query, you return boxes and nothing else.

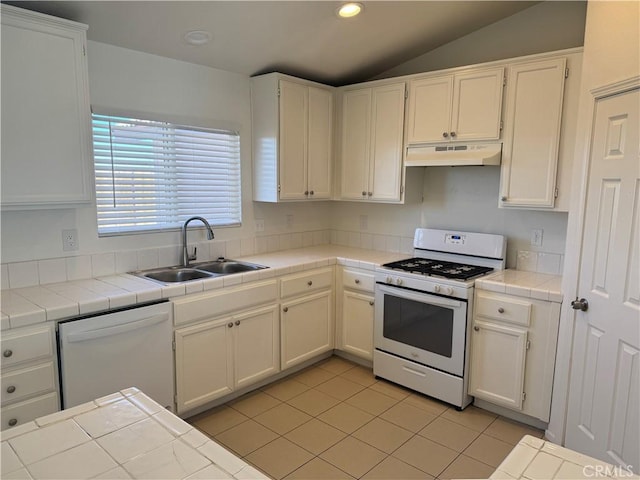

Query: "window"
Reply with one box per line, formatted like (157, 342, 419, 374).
(92, 113, 241, 235)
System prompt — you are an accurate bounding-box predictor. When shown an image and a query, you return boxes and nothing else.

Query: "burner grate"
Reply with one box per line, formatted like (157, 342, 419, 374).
(382, 258, 493, 280)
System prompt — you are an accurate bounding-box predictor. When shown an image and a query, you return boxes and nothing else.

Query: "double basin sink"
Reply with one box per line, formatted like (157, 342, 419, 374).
(130, 258, 268, 284)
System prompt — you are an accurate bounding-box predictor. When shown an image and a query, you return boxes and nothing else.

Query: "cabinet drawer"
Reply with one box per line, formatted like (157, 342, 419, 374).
(475, 291, 531, 327)
(281, 268, 333, 299)
(173, 280, 278, 326)
(1, 392, 59, 430)
(342, 269, 374, 293)
(1, 362, 56, 405)
(1, 325, 54, 369)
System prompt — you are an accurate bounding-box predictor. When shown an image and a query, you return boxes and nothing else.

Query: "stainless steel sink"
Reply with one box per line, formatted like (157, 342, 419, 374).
(129, 258, 268, 284)
(192, 259, 268, 275)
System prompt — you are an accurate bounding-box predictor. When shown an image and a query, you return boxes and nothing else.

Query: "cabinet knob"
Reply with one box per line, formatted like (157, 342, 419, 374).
(235, 320, 240, 326)
(227, 322, 233, 328)
(8, 419, 17, 427)
(369, 301, 374, 306)
(368, 192, 373, 196)
(310, 190, 314, 195)
(362, 191, 367, 196)
(450, 131, 456, 137)
(283, 307, 288, 313)
(304, 190, 309, 195)
(501, 196, 507, 202)
(6, 386, 16, 394)
(307, 281, 313, 286)
(3, 350, 13, 358)
(498, 307, 505, 314)
(474, 326, 480, 332)
(443, 132, 449, 138)
(355, 279, 360, 284)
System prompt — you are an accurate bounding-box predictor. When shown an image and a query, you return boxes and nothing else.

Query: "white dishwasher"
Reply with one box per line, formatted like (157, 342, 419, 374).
(58, 301, 174, 411)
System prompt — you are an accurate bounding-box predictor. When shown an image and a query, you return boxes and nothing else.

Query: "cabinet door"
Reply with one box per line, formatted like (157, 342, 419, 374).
(340, 88, 371, 200)
(500, 58, 567, 208)
(279, 80, 308, 200)
(451, 67, 504, 141)
(307, 87, 332, 200)
(341, 291, 374, 360)
(175, 318, 233, 414)
(233, 305, 280, 390)
(369, 83, 406, 202)
(281, 290, 333, 369)
(469, 321, 527, 411)
(1, 8, 92, 208)
(406, 75, 453, 144)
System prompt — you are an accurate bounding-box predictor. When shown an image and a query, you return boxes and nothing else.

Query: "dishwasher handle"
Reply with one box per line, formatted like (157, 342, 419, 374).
(65, 313, 169, 343)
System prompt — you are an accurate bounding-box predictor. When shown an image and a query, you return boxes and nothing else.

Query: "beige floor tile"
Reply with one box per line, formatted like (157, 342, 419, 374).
(316, 356, 357, 375)
(214, 419, 279, 456)
(285, 457, 355, 479)
(368, 379, 412, 400)
(362, 456, 434, 479)
(285, 418, 347, 455)
(379, 402, 437, 433)
(392, 435, 458, 477)
(253, 403, 312, 435)
(320, 436, 387, 479)
(294, 367, 337, 387)
(190, 405, 248, 436)
(418, 416, 481, 452)
(228, 391, 281, 418)
(317, 402, 374, 434)
(314, 376, 366, 401)
(441, 405, 498, 432)
(463, 433, 514, 468)
(245, 437, 314, 480)
(286, 389, 341, 416)
(339, 365, 377, 387)
(352, 417, 413, 454)
(345, 388, 399, 416)
(402, 392, 449, 415)
(262, 378, 310, 402)
(439, 454, 496, 479)
(483, 416, 544, 445)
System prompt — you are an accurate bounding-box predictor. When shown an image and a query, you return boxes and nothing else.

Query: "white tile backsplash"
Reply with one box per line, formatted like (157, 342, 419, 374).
(360, 233, 373, 250)
(289, 232, 302, 249)
(348, 231, 361, 248)
(158, 246, 181, 268)
(115, 251, 138, 274)
(136, 249, 159, 270)
(372, 233, 386, 252)
(302, 231, 314, 247)
(91, 253, 116, 277)
(66, 255, 92, 281)
(209, 240, 226, 260)
(517, 250, 564, 274)
(8, 262, 39, 289)
(385, 235, 401, 253)
(537, 253, 562, 275)
(279, 233, 292, 251)
(1, 264, 10, 290)
(37, 258, 67, 285)
(225, 238, 242, 258)
(240, 237, 256, 256)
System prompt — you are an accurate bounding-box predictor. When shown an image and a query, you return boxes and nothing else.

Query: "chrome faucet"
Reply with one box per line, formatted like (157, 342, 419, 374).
(182, 216, 214, 267)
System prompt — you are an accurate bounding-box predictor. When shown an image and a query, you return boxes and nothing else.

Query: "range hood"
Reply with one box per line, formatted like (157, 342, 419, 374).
(405, 143, 502, 167)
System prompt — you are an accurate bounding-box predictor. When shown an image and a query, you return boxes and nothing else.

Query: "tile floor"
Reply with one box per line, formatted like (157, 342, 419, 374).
(189, 356, 544, 480)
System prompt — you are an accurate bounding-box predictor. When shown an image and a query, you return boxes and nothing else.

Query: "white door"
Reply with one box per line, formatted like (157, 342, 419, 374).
(341, 291, 374, 360)
(565, 86, 639, 470)
(307, 86, 332, 199)
(406, 75, 453, 143)
(340, 88, 371, 200)
(279, 80, 308, 200)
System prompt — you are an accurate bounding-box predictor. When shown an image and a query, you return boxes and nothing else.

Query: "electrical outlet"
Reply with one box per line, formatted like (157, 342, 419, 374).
(255, 219, 265, 232)
(531, 229, 544, 247)
(62, 229, 79, 251)
(286, 214, 294, 228)
(359, 215, 368, 230)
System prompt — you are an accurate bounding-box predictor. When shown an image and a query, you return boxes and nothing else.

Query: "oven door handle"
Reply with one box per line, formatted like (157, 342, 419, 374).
(376, 284, 463, 308)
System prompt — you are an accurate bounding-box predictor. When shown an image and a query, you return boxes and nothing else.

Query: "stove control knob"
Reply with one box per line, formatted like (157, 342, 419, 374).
(434, 285, 441, 293)
(396, 278, 403, 286)
(445, 287, 454, 296)
(386, 276, 393, 284)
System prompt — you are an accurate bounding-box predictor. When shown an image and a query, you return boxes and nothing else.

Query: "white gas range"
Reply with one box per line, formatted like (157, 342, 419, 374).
(373, 228, 506, 409)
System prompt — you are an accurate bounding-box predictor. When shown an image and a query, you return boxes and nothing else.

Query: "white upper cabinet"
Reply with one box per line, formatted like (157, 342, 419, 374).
(499, 58, 568, 209)
(407, 67, 504, 144)
(252, 73, 333, 202)
(340, 82, 406, 202)
(1, 5, 93, 209)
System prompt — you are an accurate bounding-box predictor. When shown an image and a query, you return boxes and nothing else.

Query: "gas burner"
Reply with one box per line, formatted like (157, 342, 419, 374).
(382, 257, 494, 281)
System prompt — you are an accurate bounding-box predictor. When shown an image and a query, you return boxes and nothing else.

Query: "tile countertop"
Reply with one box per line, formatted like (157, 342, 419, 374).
(491, 435, 638, 479)
(476, 269, 563, 303)
(0, 246, 405, 330)
(0, 388, 267, 480)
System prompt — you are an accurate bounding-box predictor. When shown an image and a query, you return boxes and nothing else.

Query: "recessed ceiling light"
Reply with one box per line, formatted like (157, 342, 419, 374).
(183, 30, 212, 46)
(337, 2, 363, 18)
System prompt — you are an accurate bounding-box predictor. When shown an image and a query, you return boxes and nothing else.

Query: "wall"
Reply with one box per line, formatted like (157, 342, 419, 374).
(548, 0, 640, 443)
(375, 1, 586, 78)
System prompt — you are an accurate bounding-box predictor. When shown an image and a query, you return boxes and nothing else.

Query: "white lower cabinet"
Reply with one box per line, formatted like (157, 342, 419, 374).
(469, 289, 561, 422)
(336, 267, 375, 361)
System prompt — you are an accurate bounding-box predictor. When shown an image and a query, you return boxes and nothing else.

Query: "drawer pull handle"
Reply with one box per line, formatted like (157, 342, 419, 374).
(227, 323, 233, 328)
(307, 281, 313, 286)
(355, 279, 360, 284)
(3, 350, 13, 358)
(474, 326, 480, 331)
(498, 307, 505, 314)
(6, 386, 16, 394)
(235, 320, 240, 326)
(369, 301, 374, 306)
(8, 418, 17, 427)
(283, 307, 288, 313)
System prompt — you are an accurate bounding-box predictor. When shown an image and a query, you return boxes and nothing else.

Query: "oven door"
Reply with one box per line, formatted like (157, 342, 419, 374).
(374, 283, 468, 377)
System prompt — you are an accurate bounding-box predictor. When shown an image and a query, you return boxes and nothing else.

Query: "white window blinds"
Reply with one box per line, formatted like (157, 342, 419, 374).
(92, 114, 241, 235)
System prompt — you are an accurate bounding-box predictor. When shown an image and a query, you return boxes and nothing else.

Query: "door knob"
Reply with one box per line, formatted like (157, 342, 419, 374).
(355, 279, 360, 284)
(310, 190, 314, 195)
(369, 301, 374, 306)
(501, 196, 507, 202)
(235, 320, 240, 326)
(8, 419, 17, 427)
(498, 307, 505, 314)
(474, 326, 480, 331)
(227, 323, 233, 328)
(3, 350, 12, 358)
(443, 132, 449, 138)
(307, 281, 313, 286)
(571, 298, 589, 311)
(450, 131, 456, 137)
(6, 386, 16, 394)
(283, 307, 288, 313)
(362, 191, 367, 196)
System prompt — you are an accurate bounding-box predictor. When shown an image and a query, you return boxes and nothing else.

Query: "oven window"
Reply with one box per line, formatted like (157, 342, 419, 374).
(383, 294, 453, 357)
